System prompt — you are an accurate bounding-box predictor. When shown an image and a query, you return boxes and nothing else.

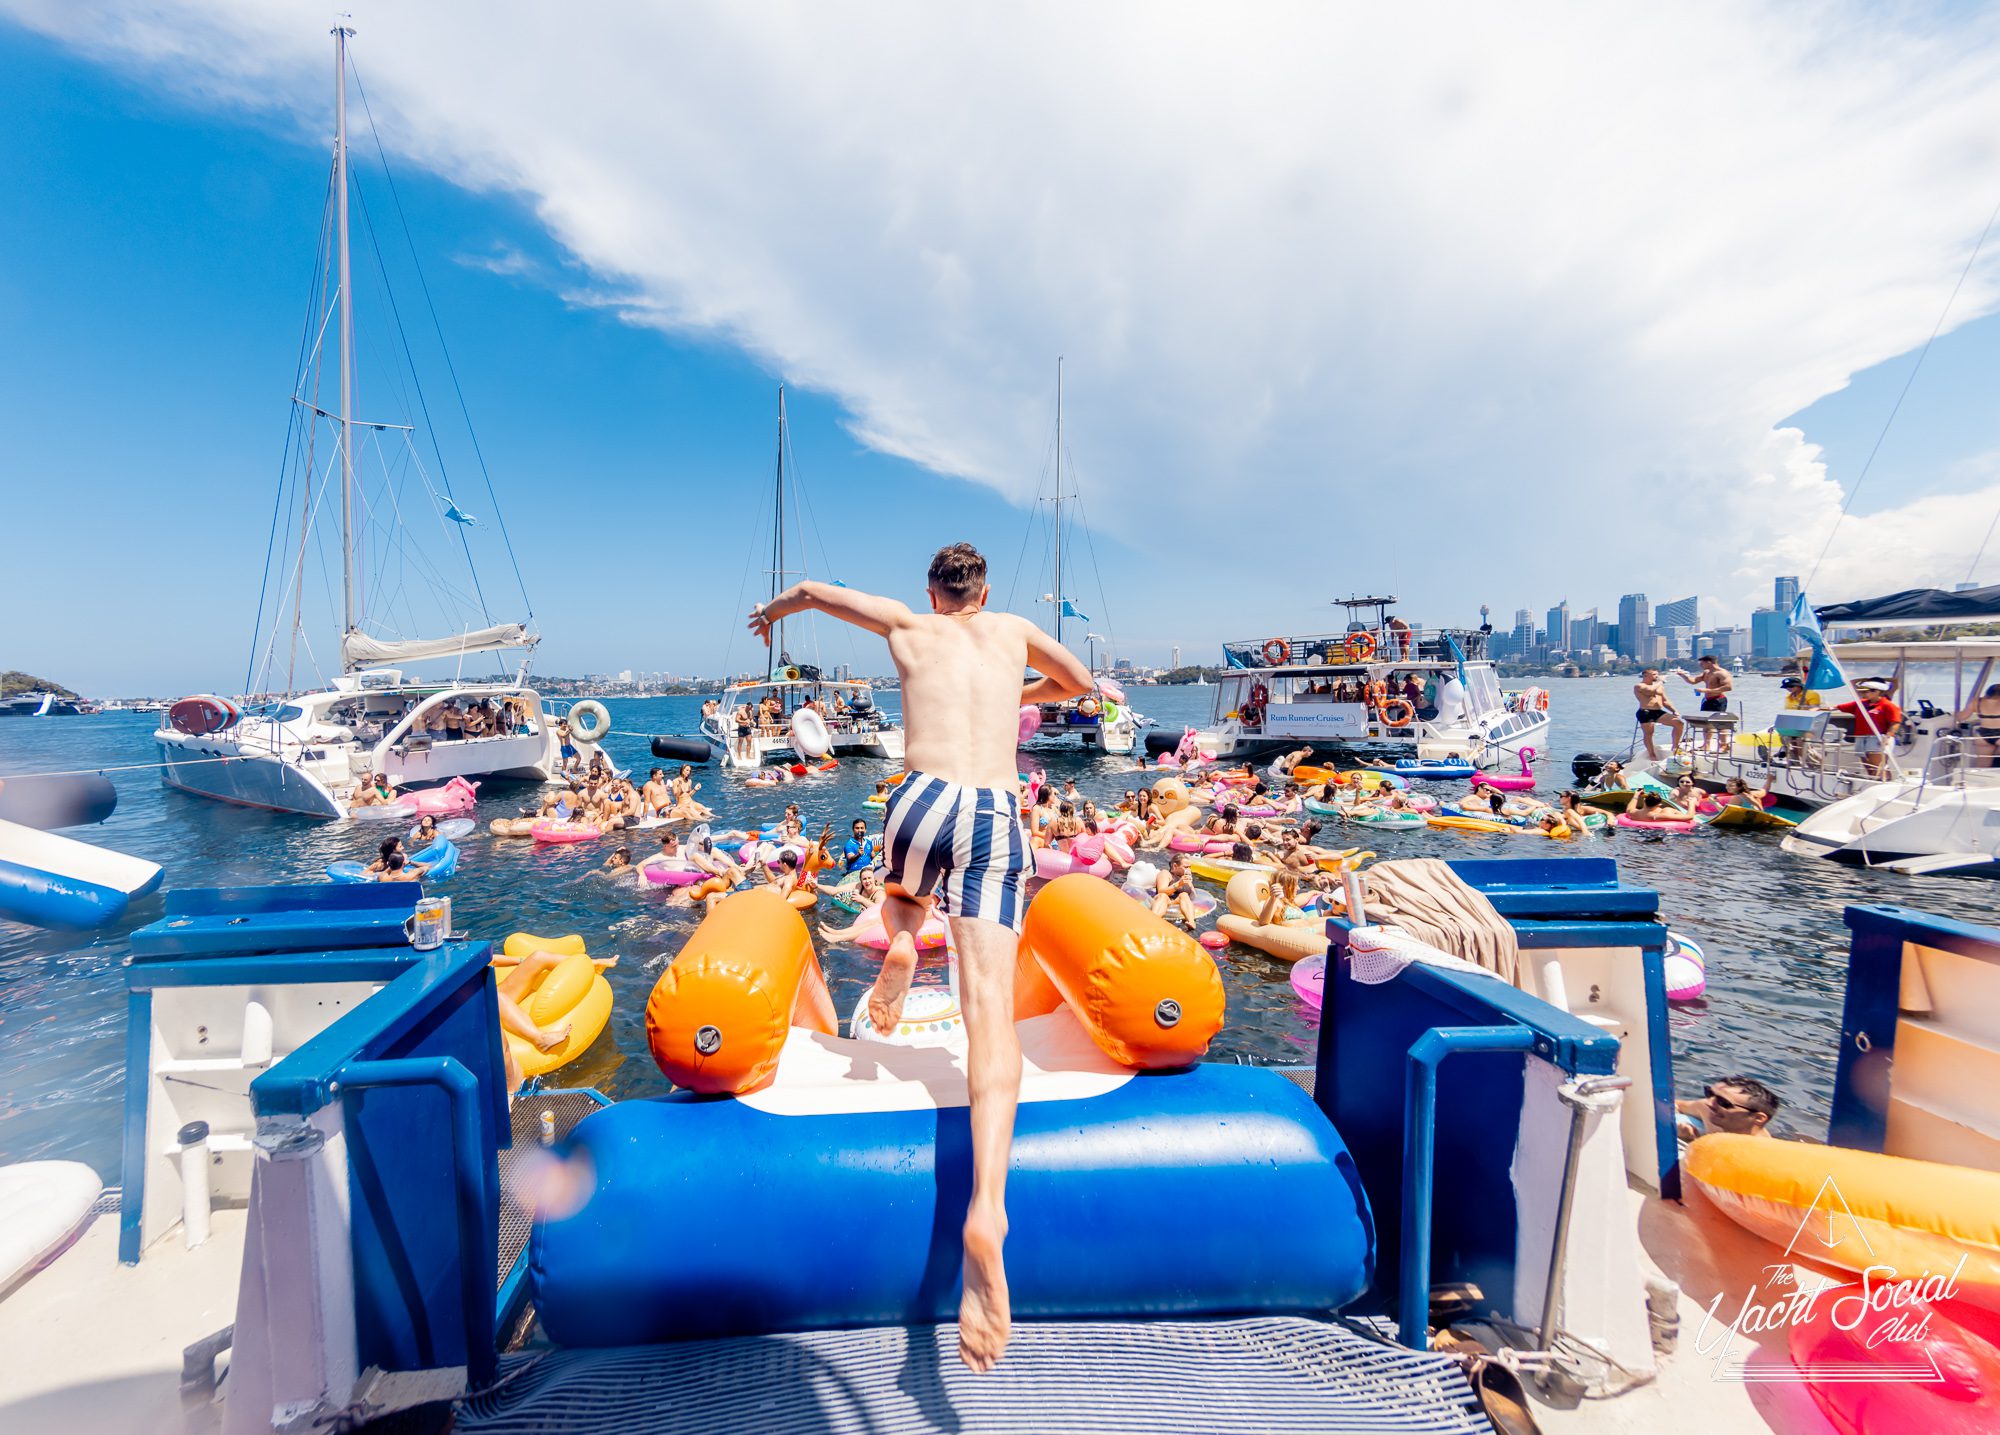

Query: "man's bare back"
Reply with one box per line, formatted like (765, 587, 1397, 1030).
(748, 543, 1092, 1375)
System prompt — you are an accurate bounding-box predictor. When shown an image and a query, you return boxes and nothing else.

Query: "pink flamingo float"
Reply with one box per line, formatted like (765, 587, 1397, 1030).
(1471, 747, 1537, 793)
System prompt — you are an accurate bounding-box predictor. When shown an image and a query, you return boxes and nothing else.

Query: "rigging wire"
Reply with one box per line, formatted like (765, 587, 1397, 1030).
(1805, 187, 2000, 593)
(246, 158, 339, 693)
(351, 60, 534, 623)
(348, 168, 491, 624)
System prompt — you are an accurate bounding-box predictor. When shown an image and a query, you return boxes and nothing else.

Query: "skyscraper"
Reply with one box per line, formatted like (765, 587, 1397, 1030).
(1654, 595, 1698, 629)
(1617, 593, 1650, 659)
(1545, 600, 1570, 652)
(1171, 645, 1181, 670)
(1513, 608, 1534, 654)
(1774, 575, 1801, 614)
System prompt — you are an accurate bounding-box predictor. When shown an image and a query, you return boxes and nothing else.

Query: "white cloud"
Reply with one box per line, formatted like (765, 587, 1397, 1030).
(12, 0, 2000, 632)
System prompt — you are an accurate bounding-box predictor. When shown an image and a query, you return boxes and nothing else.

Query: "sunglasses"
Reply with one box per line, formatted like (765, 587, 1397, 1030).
(1703, 1085, 1760, 1114)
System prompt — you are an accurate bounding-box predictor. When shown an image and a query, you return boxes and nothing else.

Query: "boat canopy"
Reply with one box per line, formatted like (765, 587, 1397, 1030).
(1816, 584, 2000, 627)
(340, 623, 537, 667)
(1829, 639, 2000, 664)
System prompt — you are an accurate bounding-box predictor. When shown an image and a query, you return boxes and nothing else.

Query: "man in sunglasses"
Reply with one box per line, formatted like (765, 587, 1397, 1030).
(1675, 1075, 1780, 1139)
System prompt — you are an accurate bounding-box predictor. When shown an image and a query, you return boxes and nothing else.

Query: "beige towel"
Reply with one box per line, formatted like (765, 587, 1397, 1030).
(1354, 857, 1521, 988)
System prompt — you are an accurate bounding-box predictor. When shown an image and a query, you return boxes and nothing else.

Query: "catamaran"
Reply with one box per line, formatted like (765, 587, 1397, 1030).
(1773, 584, 2000, 872)
(1167, 596, 1550, 768)
(1602, 585, 1998, 818)
(700, 387, 905, 771)
(154, 28, 591, 820)
(1017, 359, 1138, 753)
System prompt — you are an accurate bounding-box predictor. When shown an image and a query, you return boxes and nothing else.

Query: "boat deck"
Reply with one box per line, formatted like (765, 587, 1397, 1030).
(461, 1317, 1489, 1435)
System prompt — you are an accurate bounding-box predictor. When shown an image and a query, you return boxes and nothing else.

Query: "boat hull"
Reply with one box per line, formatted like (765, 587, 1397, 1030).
(156, 733, 348, 819)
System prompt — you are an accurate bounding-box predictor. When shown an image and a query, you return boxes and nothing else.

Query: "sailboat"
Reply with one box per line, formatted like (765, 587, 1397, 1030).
(155, 26, 590, 820)
(1020, 360, 1138, 753)
(699, 387, 906, 771)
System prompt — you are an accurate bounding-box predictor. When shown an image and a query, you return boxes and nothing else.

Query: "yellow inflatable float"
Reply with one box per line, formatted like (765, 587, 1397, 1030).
(502, 941, 614, 1079)
(1686, 1134, 2000, 1310)
(1213, 869, 1329, 964)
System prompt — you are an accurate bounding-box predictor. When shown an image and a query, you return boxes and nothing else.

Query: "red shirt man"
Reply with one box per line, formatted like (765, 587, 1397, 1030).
(1835, 688, 1903, 775)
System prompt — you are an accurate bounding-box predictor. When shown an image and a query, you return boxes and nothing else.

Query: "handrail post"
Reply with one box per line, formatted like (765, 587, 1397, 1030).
(1399, 1024, 1538, 1350)
(334, 1055, 495, 1386)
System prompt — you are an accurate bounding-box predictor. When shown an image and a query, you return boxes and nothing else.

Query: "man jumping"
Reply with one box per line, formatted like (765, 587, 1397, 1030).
(748, 542, 1093, 1372)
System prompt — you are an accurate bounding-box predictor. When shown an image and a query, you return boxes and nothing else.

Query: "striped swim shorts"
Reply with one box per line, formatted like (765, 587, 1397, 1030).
(881, 770, 1031, 933)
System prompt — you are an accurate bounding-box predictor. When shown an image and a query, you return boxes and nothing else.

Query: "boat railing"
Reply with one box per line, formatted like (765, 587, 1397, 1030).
(1221, 628, 1489, 670)
(1317, 856, 1673, 1353)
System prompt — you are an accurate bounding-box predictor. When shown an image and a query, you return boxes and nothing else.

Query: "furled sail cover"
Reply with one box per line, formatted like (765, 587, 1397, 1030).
(341, 623, 538, 666)
(1816, 584, 2000, 626)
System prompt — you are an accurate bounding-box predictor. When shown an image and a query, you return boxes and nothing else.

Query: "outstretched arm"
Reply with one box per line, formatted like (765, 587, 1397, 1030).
(1021, 622, 1095, 705)
(751, 581, 912, 642)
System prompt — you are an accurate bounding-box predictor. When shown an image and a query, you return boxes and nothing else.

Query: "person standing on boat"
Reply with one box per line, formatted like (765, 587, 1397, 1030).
(749, 541, 1093, 1373)
(1674, 655, 1734, 754)
(1835, 681, 1903, 778)
(1630, 670, 1685, 760)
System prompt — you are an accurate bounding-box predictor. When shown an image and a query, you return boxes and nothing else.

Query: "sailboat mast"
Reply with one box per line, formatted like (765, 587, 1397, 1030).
(333, 24, 358, 663)
(773, 385, 787, 670)
(1052, 356, 1063, 647)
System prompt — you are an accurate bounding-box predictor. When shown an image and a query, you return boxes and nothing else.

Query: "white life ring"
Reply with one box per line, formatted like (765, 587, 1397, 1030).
(568, 700, 611, 744)
(790, 705, 831, 759)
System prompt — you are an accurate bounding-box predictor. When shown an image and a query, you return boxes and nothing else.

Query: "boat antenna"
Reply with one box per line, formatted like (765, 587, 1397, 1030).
(1052, 356, 1063, 647)
(333, 21, 358, 667)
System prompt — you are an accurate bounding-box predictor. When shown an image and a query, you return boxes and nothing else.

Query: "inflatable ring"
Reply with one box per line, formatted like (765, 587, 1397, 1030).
(1079, 696, 1100, 717)
(1366, 681, 1388, 710)
(1100, 699, 1120, 724)
(568, 699, 611, 744)
(1343, 631, 1377, 663)
(789, 706, 831, 759)
(1379, 698, 1416, 727)
(1261, 637, 1290, 666)
(783, 665, 802, 682)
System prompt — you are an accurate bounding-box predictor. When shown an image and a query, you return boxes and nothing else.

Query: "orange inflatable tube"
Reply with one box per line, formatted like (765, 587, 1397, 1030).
(645, 889, 837, 1094)
(1014, 873, 1225, 1068)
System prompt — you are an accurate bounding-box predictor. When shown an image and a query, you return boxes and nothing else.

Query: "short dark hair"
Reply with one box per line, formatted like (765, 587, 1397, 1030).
(1700, 653, 1718, 664)
(927, 542, 988, 602)
(1715, 1075, 1780, 1116)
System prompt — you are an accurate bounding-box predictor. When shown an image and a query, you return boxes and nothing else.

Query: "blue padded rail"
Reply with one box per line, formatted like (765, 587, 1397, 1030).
(1831, 904, 2000, 1153)
(132, 881, 422, 958)
(1446, 857, 1657, 919)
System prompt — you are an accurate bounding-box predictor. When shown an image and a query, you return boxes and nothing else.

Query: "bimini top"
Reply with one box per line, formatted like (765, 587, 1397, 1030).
(1817, 584, 2000, 628)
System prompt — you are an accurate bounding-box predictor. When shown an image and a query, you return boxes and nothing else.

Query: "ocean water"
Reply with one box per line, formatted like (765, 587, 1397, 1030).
(1, 676, 1993, 1177)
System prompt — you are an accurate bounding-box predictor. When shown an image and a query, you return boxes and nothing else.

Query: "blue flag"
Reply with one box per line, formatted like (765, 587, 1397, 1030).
(444, 501, 479, 526)
(1444, 631, 1467, 686)
(1788, 593, 1847, 692)
(1060, 598, 1090, 622)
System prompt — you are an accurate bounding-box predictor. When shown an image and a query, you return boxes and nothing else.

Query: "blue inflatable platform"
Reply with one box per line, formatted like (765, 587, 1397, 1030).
(532, 1061, 1374, 1346)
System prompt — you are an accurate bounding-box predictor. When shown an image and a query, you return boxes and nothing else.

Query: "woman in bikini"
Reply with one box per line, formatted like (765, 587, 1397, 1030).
(670, 765, 713, 820)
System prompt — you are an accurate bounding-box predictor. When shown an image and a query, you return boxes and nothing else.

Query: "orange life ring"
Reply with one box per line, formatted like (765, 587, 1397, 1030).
(1366, 681, 1388, 711)
(1261, 637, 1291, 666)
(1344, 631, 1377, 663)
(1536, 690, 1550, 712)
(1379, 698, 1417, 727)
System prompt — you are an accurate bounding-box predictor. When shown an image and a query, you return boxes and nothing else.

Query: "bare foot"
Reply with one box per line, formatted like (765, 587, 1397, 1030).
(532, 1021, 571, 1052)
(959, 1206, 1011, 1373)
(591, 956, 619, 970)
(867, 931, 917, 1034)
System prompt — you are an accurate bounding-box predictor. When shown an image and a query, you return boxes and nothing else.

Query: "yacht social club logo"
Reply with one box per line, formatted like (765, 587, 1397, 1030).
(1694, 1174, 1963, 1383)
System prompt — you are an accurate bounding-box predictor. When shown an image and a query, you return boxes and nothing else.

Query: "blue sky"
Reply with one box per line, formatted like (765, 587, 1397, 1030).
(5, 7, 2000, 695)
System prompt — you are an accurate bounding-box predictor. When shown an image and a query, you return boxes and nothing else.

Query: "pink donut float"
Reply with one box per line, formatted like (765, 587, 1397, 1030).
(1017, 705, 1042, 744)
(847, 910, 950, 950)
(1615, 813, 1696, 833)
(531, 819, 601, 844)
(1032, 847, 1114, 880)
(643, 860, 705, 887)
(1198, 930, 1229, 952)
